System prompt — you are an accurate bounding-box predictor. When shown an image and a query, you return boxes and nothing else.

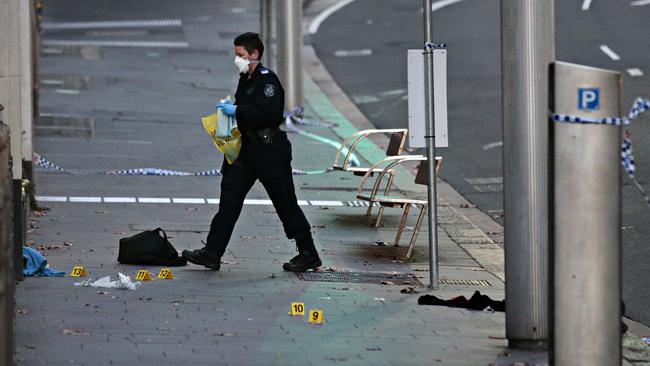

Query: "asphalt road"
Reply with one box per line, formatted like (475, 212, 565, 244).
(312, 0, 650, 326)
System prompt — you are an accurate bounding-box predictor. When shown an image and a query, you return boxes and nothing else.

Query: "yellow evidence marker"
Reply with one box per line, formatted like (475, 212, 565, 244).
(290, 302, 305, 316)
(69, 266, 88, 277)
(157, 268, 174, 279)
(135, 269, 153, 281)
(308, 309, 324, 325)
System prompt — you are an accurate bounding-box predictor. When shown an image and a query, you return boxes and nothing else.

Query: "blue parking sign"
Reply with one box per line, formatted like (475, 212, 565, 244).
(578, 88, 600, 111)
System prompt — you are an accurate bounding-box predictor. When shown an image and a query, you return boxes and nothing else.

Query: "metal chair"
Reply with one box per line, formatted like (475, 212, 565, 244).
(356, 156, 442, 260)
(332, 128, 409, 220)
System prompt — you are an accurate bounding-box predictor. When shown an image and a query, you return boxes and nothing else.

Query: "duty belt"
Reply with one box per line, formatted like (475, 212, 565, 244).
(247, 127, 280, 145)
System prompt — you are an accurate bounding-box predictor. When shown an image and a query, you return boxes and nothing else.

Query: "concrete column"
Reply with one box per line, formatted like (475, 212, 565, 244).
(276, 0, 303, 111)
(20, 0, 34, 178)
(501, 0, 554, 348)
(0, 0, 24, 179)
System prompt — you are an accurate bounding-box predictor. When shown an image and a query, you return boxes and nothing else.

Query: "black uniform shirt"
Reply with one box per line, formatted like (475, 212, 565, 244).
(234, 64, 285, 135)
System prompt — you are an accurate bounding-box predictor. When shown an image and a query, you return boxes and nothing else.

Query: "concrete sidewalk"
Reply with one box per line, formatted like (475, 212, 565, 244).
(14, 1, 648, 365)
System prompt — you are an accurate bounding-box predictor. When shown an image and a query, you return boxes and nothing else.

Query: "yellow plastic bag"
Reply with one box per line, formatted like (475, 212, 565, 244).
(201, 113, 242, 164)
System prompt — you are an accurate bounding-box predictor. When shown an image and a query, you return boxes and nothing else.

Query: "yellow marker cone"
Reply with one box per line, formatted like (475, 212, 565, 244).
(69, 266, 87, 277)
(290, 302, 305, 316)
(308, 309, 324, 324)
(157, 268, 174, 279)
(135, 269, 153, 281)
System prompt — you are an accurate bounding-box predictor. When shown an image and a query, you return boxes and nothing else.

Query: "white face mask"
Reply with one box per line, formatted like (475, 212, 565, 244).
(234, 56, 250, 74)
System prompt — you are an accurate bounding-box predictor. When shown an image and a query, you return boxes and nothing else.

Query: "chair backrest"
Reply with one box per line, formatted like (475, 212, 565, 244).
(414, 157, 442, 185)
(386, 132, 405, 156)
(414, 161, 428, 185)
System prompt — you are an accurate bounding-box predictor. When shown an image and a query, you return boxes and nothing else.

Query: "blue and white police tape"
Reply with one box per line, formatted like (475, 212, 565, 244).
(552, 97, 650, 207)
(33, 153, 65, 172)
(283, 107, 361, 168)
(33, 153, 330, 177)
(284, 107, 336, 128)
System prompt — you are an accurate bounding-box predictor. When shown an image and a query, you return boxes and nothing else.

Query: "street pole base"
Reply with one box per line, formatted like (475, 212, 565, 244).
(507, 339, 548, 351)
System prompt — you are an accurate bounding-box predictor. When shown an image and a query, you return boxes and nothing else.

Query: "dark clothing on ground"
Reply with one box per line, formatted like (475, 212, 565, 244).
(418, 291, 505, 312)
(205, 64, 312, 257)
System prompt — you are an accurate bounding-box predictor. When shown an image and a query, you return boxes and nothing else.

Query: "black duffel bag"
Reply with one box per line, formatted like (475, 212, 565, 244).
(118, 228, 187, 266)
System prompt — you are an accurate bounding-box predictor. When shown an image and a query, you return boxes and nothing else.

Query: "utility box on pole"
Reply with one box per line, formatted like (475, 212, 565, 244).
(551, 61, 622, 366)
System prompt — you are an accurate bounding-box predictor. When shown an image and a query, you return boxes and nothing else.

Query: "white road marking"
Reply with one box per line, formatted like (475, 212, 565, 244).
(36, 196, 67, 202)
(42, 40, 189, 49)
(40, 79, 65, 86)
(308, 0, 356, 34)
(54, 89, 80, 95)
(482, 141, 503, 150)
(352, 95, 380, 104)
(103, 197, 136, 203)
(172, 198, 206, 204)
(35, 196, 373, 208)
(334, 49, 372, 57)
(631, 0, 650, 5)
(244, 199, 273, 205)
(69, 196, 101, 203)
(41, 19, 182, 30)
(138, 197, 171, 203)
(309, 200, 345, 206)
(432, 0, 465, 12)
(582, 0, 593, 10)
(599, 45, 621, 61)
(627, 68, 644, 77)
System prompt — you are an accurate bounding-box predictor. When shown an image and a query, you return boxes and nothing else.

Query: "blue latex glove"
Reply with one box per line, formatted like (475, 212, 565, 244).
(217, 103, 237, 116)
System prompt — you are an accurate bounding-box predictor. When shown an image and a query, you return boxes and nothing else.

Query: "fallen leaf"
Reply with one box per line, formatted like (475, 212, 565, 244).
(413, 268, 429, 272)
(138, 297, 152, 301)
(220, 260, 239, 265)
(380, 281, 394, 285)
(94, 210, 111, 215)
(81, 249, 94, 252)
(96, 291, 109, 295)
(375, 241, 387, 246)
(185, 207, 200, 211)
(312, 224, 326, 229)
(17, 309, 28, 315)
(63, 241, 73, 247)
(113, 231, 125, 235)
(62, 328, 90, 336)
(366, 347, 382, 351)
(459, 203, 477, 208)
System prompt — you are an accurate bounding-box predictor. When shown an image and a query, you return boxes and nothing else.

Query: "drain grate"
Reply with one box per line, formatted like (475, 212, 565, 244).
(296, 271, 423, 286)
(439, 279, 491, 287)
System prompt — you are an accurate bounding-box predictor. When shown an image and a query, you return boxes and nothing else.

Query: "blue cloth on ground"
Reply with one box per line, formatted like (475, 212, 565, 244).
(22, 247, 65, 277)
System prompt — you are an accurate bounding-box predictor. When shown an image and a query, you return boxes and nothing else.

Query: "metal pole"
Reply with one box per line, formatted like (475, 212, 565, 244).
(423, 0, 439, 289)
(551, 61, 622, 366)
(276, 0, 303, 111)
(501, 0, 554, 348)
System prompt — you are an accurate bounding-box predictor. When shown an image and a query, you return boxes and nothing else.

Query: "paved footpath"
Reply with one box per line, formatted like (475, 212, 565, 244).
(14, 1, 649, 365)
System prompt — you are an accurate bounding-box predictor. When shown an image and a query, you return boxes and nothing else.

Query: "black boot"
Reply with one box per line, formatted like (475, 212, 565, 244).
(182, 247, 221, 270)
(283, 232, 322, 272)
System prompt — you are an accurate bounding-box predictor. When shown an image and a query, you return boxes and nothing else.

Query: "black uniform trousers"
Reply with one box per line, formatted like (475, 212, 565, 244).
(205, 131, 311, 258)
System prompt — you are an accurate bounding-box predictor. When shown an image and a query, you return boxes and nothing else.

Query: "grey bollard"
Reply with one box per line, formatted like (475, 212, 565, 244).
(0, 118, 15, 366)
(551, 61, 622, 365)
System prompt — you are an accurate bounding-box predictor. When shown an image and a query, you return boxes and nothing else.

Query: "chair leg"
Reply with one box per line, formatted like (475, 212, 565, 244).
(405, 205, 427, 260)
(374, 171, 394, 227)
(394, 204, 411, 247)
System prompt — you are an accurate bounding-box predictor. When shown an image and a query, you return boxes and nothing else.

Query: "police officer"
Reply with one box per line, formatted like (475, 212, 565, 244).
(182, 32, 321, 272)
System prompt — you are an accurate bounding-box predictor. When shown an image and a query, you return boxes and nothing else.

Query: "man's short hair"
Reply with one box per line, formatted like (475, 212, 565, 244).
(234, 32, 264, 60)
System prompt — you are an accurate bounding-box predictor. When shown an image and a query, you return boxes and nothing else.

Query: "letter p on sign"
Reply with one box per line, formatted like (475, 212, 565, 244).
(578, 88, 600, 111)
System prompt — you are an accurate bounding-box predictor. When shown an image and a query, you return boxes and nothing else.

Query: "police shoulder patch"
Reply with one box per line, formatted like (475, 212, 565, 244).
(264, 84, 276, 97)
